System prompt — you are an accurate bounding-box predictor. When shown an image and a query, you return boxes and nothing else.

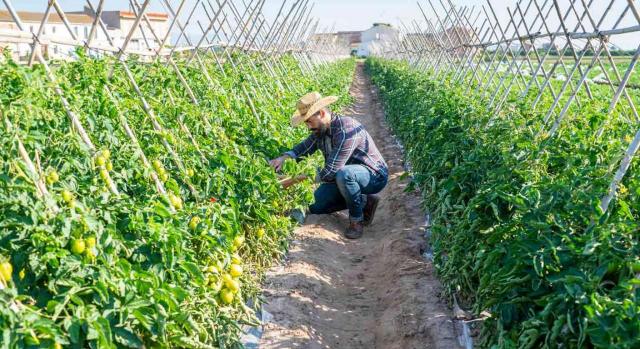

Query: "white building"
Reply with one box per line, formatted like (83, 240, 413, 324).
(0, 7, 169, 61)
(357, 23, 399, 57)
(0, 10, 99, 60)
(97, 9, 169, 52)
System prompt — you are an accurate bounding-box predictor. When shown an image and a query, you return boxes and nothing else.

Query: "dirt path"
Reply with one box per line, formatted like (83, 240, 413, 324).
(258, 63, 459, 349)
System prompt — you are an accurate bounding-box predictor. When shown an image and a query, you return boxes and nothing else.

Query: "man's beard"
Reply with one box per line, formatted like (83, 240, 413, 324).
(310, 124, 327, 137)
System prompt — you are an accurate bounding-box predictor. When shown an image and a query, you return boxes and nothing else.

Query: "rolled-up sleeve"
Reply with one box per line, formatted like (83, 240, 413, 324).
(319, 123, 358, 182)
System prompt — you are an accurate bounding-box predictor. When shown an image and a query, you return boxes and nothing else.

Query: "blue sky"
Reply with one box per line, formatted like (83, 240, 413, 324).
(10, 0, 505, 31)
(5, 1, 638, 49)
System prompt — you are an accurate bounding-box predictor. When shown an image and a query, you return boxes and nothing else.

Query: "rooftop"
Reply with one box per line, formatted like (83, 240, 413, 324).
(0, 10, 93, 24)
(116, 11, 168, 20)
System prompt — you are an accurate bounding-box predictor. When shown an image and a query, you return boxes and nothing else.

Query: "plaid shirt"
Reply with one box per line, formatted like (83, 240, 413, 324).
(285, 115, 388, 183)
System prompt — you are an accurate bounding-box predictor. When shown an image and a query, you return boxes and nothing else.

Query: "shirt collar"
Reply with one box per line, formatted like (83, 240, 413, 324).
(326, 114, 338, 137)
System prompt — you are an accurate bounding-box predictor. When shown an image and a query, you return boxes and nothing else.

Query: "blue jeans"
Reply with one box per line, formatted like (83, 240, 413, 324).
(309, 165, 388, 222)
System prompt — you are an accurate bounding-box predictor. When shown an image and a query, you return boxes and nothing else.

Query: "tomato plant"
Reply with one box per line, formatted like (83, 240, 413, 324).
(0, 49, 355, 348)
(366, 58, 640, 348)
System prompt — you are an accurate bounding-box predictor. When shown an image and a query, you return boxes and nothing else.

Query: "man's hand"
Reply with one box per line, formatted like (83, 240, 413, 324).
(268, 154, 291, 172)
(279, 175, 309, 189)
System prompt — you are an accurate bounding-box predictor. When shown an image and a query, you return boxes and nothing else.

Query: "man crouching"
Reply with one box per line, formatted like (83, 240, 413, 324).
(269, 92, 388, 239)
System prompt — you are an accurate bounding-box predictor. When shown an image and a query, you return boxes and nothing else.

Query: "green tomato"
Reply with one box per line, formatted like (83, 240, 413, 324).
(223, 276, 240, 293)
(71, 239, 86, 255)
(169, 193, 183, 210)
(153, 160, 163, 172)
(189, 216, 201, 231)
(46, 170, 59, 185)
(632, 261, 640, 273)
(95, 155, 106, 167)
(61, 190, 74, 203)
(85, 236, 96, 248)
(99, 169, 109, 181)
(220, 288, 234, 304)
(231, 253, 242, 264)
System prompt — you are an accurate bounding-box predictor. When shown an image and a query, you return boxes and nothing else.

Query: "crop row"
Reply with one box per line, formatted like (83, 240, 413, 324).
(0, 50, 355, 348)
(366, 57, 639, 348)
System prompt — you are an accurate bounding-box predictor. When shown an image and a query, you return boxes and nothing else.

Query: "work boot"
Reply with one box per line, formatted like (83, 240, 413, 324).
(345, 221, 364, 239)
(362, 194, 380, 226)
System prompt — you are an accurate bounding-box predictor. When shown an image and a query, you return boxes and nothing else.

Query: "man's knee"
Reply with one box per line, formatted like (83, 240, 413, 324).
(335, 167, 354, 185)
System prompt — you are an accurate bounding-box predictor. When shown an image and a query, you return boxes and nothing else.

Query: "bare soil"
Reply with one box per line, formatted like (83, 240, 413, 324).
(259, 63, 459, 349)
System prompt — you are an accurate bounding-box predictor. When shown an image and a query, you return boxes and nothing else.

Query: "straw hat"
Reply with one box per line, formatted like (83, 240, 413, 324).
(290, 92, 338, 127)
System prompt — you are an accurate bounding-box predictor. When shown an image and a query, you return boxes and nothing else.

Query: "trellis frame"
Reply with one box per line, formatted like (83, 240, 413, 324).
(0, 0, 350, 206)
(384, 0, 640, 217)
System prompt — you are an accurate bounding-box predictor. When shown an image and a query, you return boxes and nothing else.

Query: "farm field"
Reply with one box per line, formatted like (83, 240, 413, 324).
(2, 0, 640, 348)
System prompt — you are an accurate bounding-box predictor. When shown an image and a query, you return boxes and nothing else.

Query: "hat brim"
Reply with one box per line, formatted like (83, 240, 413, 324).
(290, 96, 338, 127)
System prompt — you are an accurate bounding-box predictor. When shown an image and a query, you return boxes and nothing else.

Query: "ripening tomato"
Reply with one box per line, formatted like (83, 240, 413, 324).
(225, 278, 240, 293)
(229, 264, 243, 277)
(0, 261, 13, 282)
(232, 235, 245, 249)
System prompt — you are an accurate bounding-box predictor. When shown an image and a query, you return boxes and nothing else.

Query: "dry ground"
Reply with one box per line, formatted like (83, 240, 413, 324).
(259, 63, 460, 349)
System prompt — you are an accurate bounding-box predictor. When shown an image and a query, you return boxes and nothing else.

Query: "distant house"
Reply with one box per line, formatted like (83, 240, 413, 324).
(0, 6, 169, 61)
(541, 42, 560, 53)
(357, 23, 399, 57)
(306, 23, 400, 58)
(308, 33, 350, 50)
(92, 8, 169, 51)
(0, 10, 99, 59)
(401, 32, 434, 51)
(335, 30, 362, 54)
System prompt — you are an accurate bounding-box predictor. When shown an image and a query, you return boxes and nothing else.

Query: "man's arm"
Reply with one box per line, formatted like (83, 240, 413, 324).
(318, 123, 358, 182)
(285, 134, 318, 160)
(269, 135, 319, 172)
